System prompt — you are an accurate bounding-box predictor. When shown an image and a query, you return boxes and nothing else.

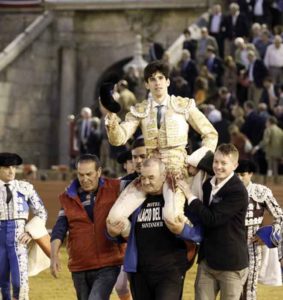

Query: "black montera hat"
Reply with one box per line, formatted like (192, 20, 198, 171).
(236, 159, 257, 173)
(0, 153, 23, 166)
(99, 82, 121, 113)
(117, 150, 132, 164)
(197, 150, 214, 175)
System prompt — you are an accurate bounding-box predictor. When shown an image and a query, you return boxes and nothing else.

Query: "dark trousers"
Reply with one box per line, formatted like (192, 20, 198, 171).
(72, 266, 120, 300)
(129, 267, 186, 300)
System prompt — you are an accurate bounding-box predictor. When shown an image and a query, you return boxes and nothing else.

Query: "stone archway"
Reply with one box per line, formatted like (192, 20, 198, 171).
(94, 57, 132, 101)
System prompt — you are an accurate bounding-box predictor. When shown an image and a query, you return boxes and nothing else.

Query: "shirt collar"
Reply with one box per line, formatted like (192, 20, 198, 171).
(152, 94, 169, 108)
(0, 179, 15, 187)
(210, 172, 234, 191)
(246, 181, 253, 194)
(0, 179, 14, 185)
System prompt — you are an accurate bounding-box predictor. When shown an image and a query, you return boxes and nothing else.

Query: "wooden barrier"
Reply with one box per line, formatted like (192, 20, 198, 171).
(29, 179, 283, 230)
(31, 180, 68, 229)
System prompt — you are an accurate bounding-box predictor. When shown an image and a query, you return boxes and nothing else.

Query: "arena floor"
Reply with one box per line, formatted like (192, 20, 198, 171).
(28, 179, 283, 299)
(29, 248, 283, 299)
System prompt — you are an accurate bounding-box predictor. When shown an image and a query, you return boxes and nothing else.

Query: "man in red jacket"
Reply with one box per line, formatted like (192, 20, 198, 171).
(50, 154, 125, 300)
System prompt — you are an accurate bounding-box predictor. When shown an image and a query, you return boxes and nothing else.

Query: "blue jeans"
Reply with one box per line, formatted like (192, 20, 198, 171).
(72, 266, 121, 300)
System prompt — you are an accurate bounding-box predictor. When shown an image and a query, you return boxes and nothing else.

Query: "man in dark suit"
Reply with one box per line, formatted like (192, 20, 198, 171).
(182, 28, 197, 61)
(75, 107, 99, 155)
(246, 50, 268, 105)
(148, 39, 164, 61)
(241, 101, 267, 174)
(204, 45, 224, 87)
(208, 4, 226, 58)
(250, 0, 272, 24)
(218, 86, 237, 116)
(178, 143, 249, 300)
(224, 2, 249, 55)
(260, 77, 280, 112)
(224, 3, 250, 39)
(241, 101, 266, 147)
(178, 49, 198, 97)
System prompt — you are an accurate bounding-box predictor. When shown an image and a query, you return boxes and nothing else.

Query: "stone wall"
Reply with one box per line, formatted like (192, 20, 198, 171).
(0, 13, 39, 51)
(0, 23, 59, 167)
(0, 6, 206, 167)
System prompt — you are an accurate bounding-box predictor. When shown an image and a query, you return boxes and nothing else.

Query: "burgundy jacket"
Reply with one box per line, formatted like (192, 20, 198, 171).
(60, 177, 125, 272)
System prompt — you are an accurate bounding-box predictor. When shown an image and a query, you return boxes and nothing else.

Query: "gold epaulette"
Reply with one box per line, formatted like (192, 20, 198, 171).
(171, 96, 196, 114)
(130, 100, 150, 118)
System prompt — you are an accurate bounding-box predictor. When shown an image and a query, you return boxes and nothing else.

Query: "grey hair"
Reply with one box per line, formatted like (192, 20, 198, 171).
(142, 158, 166, 174)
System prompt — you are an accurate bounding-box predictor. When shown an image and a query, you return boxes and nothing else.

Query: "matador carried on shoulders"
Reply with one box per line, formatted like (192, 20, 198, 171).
(101, 60, 218, 236)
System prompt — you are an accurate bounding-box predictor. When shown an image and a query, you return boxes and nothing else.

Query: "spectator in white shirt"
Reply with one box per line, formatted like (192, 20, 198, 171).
(264, 35, 283, 85)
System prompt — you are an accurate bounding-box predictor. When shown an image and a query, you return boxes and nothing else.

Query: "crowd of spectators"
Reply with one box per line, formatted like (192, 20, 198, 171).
(71, 1, 283, 179)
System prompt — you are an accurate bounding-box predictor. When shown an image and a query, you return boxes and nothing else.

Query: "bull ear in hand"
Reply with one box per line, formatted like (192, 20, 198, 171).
(99, 82, 121, 113)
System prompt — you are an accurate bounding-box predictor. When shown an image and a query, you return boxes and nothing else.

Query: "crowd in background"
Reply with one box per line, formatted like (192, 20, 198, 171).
(71, 0, 283, 180)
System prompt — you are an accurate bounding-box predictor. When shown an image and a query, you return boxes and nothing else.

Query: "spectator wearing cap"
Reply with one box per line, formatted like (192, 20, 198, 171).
(0, 153, 48, 300)
(204, 45, 224, 87)
(236, 159, 283, 300)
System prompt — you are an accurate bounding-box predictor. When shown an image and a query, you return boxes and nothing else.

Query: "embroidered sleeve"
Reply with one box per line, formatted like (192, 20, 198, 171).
(21, 181, 47, 222)
(105, 110, 141, 146)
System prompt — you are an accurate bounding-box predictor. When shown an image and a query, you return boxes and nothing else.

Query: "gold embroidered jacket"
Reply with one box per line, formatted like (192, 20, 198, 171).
(106, 95, 218, 169)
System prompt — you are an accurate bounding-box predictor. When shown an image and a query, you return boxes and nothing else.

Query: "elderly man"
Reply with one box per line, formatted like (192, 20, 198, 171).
(0, 152, 47, 300)
(107, 158, 202, 300)
(264, 35, 283, 85)
(104, 60, 218, 236)
(75, 107, 100, 155)
(50, 154, 125, 300)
